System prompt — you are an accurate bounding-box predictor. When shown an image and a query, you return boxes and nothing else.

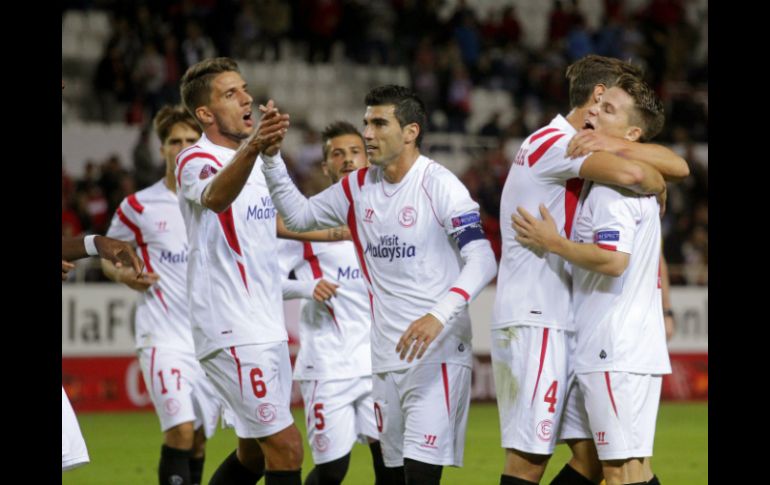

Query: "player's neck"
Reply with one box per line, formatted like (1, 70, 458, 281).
(205, 128, 243, 150)
(565, 106, 589, 131)
(164, 170, 177, 193)
(382, 149, 420, 184)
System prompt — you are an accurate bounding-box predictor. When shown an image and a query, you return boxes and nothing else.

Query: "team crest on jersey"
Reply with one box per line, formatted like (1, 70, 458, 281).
(164, 398, 181, 416)
(313, 434, 330, 452)
(256, 403, 277, 423)
(595, 231, 620, 242)
(536, 419, 553, 442)
(398, 206, 417, 227)
(156, 220, 168, 232)
(199, 164, 218, 180)
(364, 208, 375, 223)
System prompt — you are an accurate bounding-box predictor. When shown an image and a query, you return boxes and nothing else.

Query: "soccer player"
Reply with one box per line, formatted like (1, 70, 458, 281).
(491, 55, 688, 485)
(261, 85, 498, 485)
(175, 57, 303, 485)
(278, 121, 387, 485)
(62, 234, 144, 472)
(512, 74, 672, 485)
(102, 105, 223, 485)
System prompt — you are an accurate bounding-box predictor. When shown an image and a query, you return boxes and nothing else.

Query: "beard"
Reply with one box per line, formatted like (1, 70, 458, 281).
(214, 113, 251, 144)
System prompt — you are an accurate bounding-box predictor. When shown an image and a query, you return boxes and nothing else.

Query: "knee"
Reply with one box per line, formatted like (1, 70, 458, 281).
(164, 422, 195, 450)
(261, 425, 304, 469)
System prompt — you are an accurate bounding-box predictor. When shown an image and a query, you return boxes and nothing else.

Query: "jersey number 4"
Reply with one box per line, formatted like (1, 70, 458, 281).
(544, 381, 558, 413)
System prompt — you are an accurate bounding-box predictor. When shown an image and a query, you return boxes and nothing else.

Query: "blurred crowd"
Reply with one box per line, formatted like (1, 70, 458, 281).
(62, 0, 707, 285)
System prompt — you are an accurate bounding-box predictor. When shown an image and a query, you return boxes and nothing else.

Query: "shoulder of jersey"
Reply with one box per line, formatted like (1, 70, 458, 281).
(523, 126, 570, 166)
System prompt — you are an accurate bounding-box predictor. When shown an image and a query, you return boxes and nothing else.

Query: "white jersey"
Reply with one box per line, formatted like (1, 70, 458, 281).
(278, 238, 372, 380)
(493, 115, 589, 331)
(571, 183, 671, 374)
(175, 134, 286, 359)
(265, 155, 495, 373)
(106, 180, 194, 352)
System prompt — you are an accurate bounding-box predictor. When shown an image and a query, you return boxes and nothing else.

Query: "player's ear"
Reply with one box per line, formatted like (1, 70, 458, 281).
(592, 84, 606, 103)
(321, 159, 330, 177)
(402, 122, 420, 146)
(624, 126, 642, 142)
(195, 106, 214, 126)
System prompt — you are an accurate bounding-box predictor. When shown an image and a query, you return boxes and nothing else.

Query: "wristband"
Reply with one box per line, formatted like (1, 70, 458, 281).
(84, 235, 99, 256)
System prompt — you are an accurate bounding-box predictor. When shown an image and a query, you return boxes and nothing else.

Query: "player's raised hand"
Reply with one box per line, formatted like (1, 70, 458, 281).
(257, 99, 290, 156)
(95, 236, 144, 276)
(567, 130, 624, 159)
(396, 314, 444, 363)
(511, 204, 558, 254)
(313, 279, 339, 302)
(62, 260, 75, 281)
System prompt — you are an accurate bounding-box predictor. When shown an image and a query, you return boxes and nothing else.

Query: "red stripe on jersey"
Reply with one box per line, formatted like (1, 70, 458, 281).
(528, 134, 565, 167)
(116, 208, 168, 312)
(324, 303, 341, 332)
(127, 194, 145, 214)
(357, 167, 369, 189)
(116, 207, 145, 246)
(302, 243, 340, 330)
(368, 291, 375, 324)
(341, 175, 372, 285)
(150, 347, 157, 394)
(217, 208, 249, 291)
(449, 287, 470, 301)
(596, 243, 617, 252)
(230, 347, 244, 399)
(529, 127, 560, 143)
(302, 242, 323, 279)
(176, 152, 222, 186)
(530, 328, 550, 405)
(564, 178, 584, 238)
(441, 363, 451, 415)
(605, 372, 619, 417)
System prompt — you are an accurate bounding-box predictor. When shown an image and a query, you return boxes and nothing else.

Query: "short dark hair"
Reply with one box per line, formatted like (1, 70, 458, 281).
(321, 121, 364, 160)
(364, 85, 427, 147)
(153, 105, 201, 144)
(614, 74, 665, 142)
(565, 55, 643, 109)
(180, 57, 240, 122)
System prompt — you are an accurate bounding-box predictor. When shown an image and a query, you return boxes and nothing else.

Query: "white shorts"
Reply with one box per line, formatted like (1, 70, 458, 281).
(491, 326, 574, 455)
(201, 342, 294, 439)
(562, 372, 662, 461)
(62, 387, 89, 471)
(138, 347, 223, 438)
(299, 376, 378, 464)
(373, 363, 471, 468)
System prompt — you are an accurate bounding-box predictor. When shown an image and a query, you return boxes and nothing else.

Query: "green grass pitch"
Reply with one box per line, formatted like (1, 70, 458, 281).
(63, 402, 706, 484)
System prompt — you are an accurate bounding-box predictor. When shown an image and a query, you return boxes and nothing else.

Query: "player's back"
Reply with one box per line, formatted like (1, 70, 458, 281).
(493, 116, 587, 332)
